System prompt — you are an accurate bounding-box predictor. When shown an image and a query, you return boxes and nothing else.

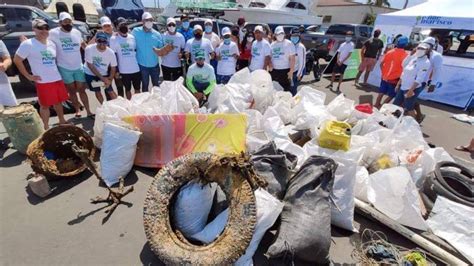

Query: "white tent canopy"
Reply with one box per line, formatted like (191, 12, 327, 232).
(376, 0, 474, 31)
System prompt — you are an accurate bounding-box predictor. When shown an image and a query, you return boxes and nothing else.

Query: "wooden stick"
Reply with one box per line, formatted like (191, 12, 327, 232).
(354, 198, 468, 266)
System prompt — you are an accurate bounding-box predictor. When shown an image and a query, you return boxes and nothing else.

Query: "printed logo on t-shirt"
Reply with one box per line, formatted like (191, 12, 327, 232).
(252, 46, 260, 56)
(165, 38, 177, 51)
(272, 47, 284, 59)
(40, 50, 55, 66)
(59, 37, 79, 52)
(120, 42, 134, 57)
(194, 73, 210, 83)
(192, 44, 205, 58)
(221, 49, 231, 61)
(92, 56, 107, 68)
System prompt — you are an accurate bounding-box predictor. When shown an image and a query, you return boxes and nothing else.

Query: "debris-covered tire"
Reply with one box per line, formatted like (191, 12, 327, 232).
(143, 152, 257, 265)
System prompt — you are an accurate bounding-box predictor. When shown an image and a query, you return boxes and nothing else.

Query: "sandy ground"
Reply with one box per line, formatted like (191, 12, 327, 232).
(1, 72, 472, 265)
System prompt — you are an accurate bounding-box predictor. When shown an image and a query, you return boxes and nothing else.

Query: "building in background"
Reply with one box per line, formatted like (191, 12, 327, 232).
(316, 0, 397, 26)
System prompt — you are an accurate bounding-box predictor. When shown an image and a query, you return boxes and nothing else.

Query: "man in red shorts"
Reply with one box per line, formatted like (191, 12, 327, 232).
(14, 19, 69, 130)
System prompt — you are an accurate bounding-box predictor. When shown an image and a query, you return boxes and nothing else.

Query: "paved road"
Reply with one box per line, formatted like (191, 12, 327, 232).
(1, 74, 472, 265)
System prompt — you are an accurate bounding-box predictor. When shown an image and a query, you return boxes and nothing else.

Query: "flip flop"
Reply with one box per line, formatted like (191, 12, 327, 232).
(74, 114, 82, 119)
(87, 114, 95, 120)
(455, 146, 471, 152)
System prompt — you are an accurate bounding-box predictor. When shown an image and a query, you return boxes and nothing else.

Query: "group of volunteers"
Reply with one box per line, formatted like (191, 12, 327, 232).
(5, 12, 308, 128)
(326, 29, 443, 122)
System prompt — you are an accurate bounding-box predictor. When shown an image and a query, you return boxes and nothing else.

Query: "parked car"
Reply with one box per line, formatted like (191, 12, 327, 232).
(127, 21, 166, 33)
(306, 25, 327, 35)
(0, 4, 91, 85)
(243, 22, 272, 36)
(300, 23, 373, 61)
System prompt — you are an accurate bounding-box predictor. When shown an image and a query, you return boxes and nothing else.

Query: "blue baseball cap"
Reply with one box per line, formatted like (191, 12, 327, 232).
(396, 36, 408, 48)
(96, 32, 108, 42)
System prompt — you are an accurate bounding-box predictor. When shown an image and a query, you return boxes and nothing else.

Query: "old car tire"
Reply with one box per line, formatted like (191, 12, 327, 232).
(143, 153, 257, 265)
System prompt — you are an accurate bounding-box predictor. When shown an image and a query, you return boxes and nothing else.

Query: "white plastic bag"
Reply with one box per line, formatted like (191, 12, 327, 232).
(326, 94, 355, 121)
(93, 97, 132, 148)
(174, 181, 217, 237)
(354, 166, 369, 202)
(249, 70, 275, 113)
(244, 110, 268, 153)
(274, 138, 306, 170)
(367, 167, 428, 231)
(235, 188, 284, 266)
(262, 107, 289, 141)
(427, 196, 474, 263)
(159, 77, 199, 113)
(228, 67, 251, 85)
(208, 83, 253, 113)
(290, 86, 331, 131)
(272, 91, 294, 125)
(100, 123, 141, 187)
(190, 208, 229, 244)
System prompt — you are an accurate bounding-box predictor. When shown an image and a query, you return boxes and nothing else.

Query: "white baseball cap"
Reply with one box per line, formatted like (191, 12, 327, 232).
(99, 16, 112, 26)
(275, 26, 284, 35)
(193, 24, 203, 31)
(166, 17, 176, 25)
(222, 27, 231, 36)
(254, 25, 263, 33)
(59, 12, 72, 22)
(204, 19, 213, 25)
(422, 37, 436, 47)
(142, 12, 153, 20)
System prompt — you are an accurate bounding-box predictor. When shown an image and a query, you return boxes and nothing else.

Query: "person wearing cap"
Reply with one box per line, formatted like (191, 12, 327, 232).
(186, 50, 216, 104)
(204, 19, 220, 49)
(49, 12, 93, 118)
(328, 31, 355, 92)
(290, 28, 306, 96)
(270, 26, 296, 93)
(248, 25, 271, 72)
(132, 12, 171, 91)
(14, 19, 69, 130)
(393, 43, 431, 118)
(0, 40, 17, 107)
(237, 31, 254, 70)
(237, 17, 246, 43)
(374, 35, 409, 109)
(178, 14, 194, 42)
(110, 18, 141, 100)
(355, 29, 384, 85)
(159, 17, 186, 81)
(184, 24, 214, 65)
(215, 27, 240, 84)
(89, 16, 114, 44)
(83, 32, 118, 104)
(413, 36, 443, 122)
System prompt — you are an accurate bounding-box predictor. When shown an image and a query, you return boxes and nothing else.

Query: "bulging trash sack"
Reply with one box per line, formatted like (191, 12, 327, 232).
(93, 97, 132, 148)
(327, 94, 355, 121)
(266, 156, 337, 264)
(190, 208, 229, 244)
(158, 77, 199, 114)
(367, 167, 428, 231)
(208, 83, 253, 114)
(290, 87, 332, 130)
(100, 123, 141, 187)
(173, 180, 217, 237)
(228, 67, 251, 85)
(271, 91, 293, 125)
(354, 166, 369, 203)
(249, 70, 275, 113)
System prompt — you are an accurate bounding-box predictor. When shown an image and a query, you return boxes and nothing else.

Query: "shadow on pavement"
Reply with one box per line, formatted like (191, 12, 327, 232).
(140, 242, 166, 266)
(0, 150, 26, 168)
(69, 117, 95, 133)
(26, 170, 92, 205)
(11, 81, 36, 100)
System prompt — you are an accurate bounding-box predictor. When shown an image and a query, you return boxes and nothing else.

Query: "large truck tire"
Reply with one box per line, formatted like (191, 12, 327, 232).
(143, 153, 258, 265)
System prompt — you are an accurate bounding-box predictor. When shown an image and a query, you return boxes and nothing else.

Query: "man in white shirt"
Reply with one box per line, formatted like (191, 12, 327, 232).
(328, 31, 355, 92)
(110, 18, 141, 99)
(216, 27, 240, 84)
(186, 50, 216, 105)
(84, 32, 118, 104)
(159, 17, 186, 81)
(204, 19, 221, 74)
(185, 25, 215, 64)
(290, 28, 306, 96)
(14, 19, 69, 130)
(270, 26, 296, 93)
(393, 43, 431, 118)
(0, 40, 17, 107)
(249, 25, 271, 72)
(50, 12, 93, 118)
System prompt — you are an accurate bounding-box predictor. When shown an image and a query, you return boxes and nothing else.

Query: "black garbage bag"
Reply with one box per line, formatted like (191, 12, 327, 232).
(266, 156, 337, 264)
(250, 141, 298, 200)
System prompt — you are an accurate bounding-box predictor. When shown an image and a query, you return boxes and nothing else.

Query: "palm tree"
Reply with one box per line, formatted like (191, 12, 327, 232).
(366, 0, 391, 8)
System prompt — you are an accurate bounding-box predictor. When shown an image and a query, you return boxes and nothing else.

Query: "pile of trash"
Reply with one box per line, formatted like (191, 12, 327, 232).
(93, 68, 473, 264)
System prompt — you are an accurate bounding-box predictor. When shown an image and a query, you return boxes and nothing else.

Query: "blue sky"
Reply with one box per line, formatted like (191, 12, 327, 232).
(140, 0, 427, 8)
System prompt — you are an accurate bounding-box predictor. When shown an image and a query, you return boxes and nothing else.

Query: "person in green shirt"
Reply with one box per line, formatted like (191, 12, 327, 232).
(186, 50, 216, 104)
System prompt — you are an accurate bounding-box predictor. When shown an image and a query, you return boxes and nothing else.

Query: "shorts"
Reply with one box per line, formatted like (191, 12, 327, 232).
(216, 74, 232, 85)
(393, 86, 424, 111)
(121, 72, 141, 91)
(85, 74, 113, 92)
(379, 80, 397, 98)
(333, 63, 348, 74)
(35, 80, 69, 106)
(359, 57, 377, 72)
(58, 66, 86, 84)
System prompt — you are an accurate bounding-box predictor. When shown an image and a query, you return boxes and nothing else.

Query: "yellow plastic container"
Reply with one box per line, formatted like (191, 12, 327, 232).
(318, 121, 351, 151)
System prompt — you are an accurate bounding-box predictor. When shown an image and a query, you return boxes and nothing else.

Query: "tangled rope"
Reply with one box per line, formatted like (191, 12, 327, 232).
(352, 229, 432, 265)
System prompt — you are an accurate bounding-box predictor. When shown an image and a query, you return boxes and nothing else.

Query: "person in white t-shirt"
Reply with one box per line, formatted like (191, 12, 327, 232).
(204, 19, 220, 74)
(328, 31, 355, 92)
(270, 26, 296, 93)
(290, 28, 306, 96)
(159, 17, 186, 81)
(185, 25, 215, 64)
(249, 25, 271, 72)
(49, 12, 93, 118)
(215, 27, 240, 84)
(84, 32, 118, 104)
(110, 18, 141, 99)
(14, 19, 69, 130)
(0, 40, 17, 107)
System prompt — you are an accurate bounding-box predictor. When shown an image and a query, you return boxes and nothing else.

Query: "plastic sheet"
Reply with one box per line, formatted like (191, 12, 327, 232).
(326, 94, 355, 121)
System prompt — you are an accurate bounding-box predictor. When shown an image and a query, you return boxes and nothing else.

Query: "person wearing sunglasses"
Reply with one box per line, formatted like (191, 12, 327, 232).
(83, 32, 118, 104)
(159, 17, 186, 81)
(178, 14, 194, 42)
(14, 19, 69, 130)
(49, 12, 93, 119)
